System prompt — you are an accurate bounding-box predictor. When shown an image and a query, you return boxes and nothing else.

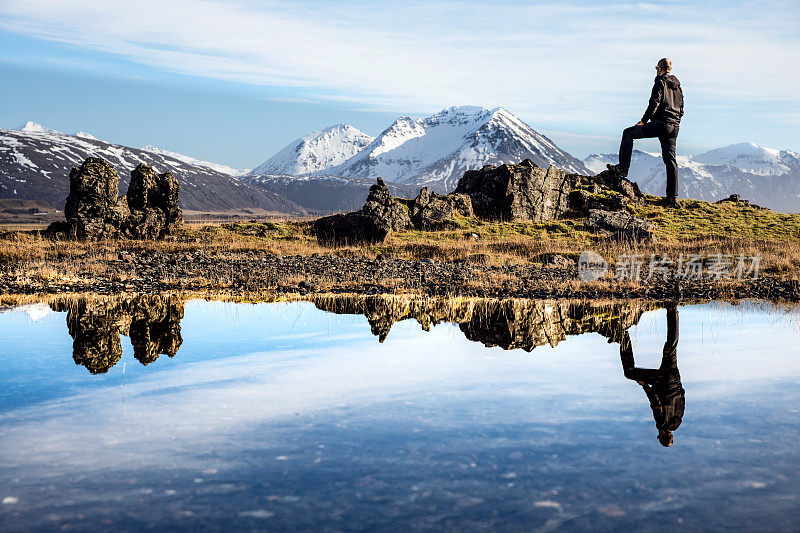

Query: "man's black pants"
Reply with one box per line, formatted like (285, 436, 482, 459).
(619, 121, 679, 199)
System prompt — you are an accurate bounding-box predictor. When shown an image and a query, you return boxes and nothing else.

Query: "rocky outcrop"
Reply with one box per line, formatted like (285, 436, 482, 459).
(567, 169, 644, 213)
(314, 160, 655, 245)
(408, 187, 473, 230)
(62, 158, 130, 239)
(127, 164, 183, 239)
(586, 169, 644, 202)
(51, 294, 184, 374)
(585, 209, 657, 242)
(454, 159, 577, 222)
(359, 178, 414, 231)
(314, 178, 412, 246)
(47, 157, 182, 240)
(315, 178, 473, 245)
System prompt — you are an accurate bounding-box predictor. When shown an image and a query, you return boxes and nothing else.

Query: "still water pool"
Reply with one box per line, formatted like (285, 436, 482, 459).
(0, 296, 798, 531)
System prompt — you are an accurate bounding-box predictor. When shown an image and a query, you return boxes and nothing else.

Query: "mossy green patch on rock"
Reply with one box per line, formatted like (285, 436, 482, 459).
(630, 198, 800, 242)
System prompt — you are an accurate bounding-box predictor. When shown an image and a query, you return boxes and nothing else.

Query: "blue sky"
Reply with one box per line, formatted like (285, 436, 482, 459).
(1, 0, 798, 169)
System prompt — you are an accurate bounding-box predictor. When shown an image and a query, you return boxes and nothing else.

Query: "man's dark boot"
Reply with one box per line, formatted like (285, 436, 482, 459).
(659, 196, 678, 208)
(606, 163, 628, 177)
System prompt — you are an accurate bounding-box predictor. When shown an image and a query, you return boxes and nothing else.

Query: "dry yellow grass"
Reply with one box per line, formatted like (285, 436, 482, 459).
(1, 195, 799, 296)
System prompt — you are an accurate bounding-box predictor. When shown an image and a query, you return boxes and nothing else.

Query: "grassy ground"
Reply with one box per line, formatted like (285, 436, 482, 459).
(1, 194, 798, 293)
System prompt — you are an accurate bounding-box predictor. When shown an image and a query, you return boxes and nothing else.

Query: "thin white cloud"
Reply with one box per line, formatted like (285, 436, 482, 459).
(0, 0, 798, 126)
(260, 96, 320, 104)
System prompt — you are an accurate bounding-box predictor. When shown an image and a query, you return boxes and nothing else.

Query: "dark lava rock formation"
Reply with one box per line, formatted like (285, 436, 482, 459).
(454, 158, 575, 222)
(48, 157, 183, 240)
(453, 160, 654, 239)
(315, 178, 472, 245)
(62, 158, 131, 239)
(50, 294, 185, 374)
(405, 187, 473, 230)
(126, 163, 183, 239)
(313, 159, 656, 246)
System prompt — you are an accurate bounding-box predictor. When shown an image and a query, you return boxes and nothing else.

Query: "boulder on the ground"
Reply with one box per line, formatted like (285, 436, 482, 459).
(454, 159, 577, 222)
(585, 208, 657, 242)
(313, 160, 655, 245)
(410, 187, 473, 230)
(314, 211, 392, 246)
(568, 190, 630, 212)
(567, 168, 644, 215)
(715, 194, 764, 209)
(314, 178, 409, 246)
(47, 158, 183, 240)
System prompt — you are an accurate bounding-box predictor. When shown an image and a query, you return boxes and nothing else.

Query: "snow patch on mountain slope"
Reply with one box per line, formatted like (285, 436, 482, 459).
(141, 145, 244, 176)
(74, 131, 98, 140)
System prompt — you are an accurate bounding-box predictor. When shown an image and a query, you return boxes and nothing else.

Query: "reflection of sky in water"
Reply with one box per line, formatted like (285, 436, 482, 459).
(0, 301, 799, 530)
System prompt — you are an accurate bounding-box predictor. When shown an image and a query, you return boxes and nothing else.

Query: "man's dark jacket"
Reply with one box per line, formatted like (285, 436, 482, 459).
(642, 73, 684, 125)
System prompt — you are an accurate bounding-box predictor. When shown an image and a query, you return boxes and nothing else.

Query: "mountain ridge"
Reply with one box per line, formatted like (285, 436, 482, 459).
(246, 106, 590, 193)
(583, 145, 800, 212)
(0, 127, 303, 214)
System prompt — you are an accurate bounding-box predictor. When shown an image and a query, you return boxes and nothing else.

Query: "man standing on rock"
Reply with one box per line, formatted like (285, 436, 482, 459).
(607, 58, 684, 207)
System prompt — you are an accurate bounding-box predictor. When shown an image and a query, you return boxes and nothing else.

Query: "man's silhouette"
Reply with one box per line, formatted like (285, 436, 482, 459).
(620, 304, 684, 447)
(607, 58, 684, 208)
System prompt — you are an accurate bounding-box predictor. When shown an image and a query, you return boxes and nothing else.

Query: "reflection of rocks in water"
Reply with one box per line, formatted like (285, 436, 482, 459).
(312, 295, 476, 342)
(51, 295, 184, 374)
(460, 300, 655, 351)
(312, 295, 658, 350)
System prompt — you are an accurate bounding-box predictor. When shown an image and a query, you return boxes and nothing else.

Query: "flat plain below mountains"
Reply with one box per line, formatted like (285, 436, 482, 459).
(2, 193, 799, 303)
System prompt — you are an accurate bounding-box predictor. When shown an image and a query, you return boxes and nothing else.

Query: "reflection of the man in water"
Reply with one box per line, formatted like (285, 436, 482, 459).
(620, 304, 684, 447)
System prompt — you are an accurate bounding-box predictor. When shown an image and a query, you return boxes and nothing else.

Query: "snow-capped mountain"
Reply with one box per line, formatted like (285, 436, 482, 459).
(322, 106, 589, 192)
(14, 121, 61, 134)
(691, 143, 800, 176)
(584, 144, 800, 212)
(0, 125, 302, 213)
(252, 124, 375, 176)
(141, 145, 246, 176)
(246, 106, 590, 193)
